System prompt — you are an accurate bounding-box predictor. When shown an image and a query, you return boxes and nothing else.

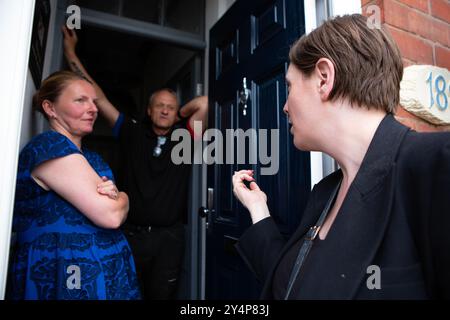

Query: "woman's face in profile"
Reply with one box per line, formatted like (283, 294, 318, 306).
(50, 80, 98, 137)
(283, 64, 320, 151)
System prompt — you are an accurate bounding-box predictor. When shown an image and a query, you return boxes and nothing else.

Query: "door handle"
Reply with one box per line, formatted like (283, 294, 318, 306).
(207, 187, 214, 212)
(239, 77, 251, 116)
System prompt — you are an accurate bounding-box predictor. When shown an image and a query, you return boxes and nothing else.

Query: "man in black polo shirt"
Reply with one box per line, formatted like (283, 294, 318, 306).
(63, 27, 208, 299)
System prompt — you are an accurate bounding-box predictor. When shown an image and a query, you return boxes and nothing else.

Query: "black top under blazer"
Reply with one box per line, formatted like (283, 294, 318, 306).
(236, 114, 450, 299)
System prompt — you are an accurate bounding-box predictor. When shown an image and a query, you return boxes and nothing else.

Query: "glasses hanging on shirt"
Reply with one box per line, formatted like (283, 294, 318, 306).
(153, 136, 167, 157)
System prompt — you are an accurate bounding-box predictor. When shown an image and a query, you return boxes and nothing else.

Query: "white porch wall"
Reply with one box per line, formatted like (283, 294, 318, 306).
(0, 0, 60, 299)
(0, 0, 36, 299)
(330, 0, 362, 17)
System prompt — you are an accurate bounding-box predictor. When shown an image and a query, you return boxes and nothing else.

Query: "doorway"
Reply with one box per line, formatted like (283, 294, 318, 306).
(65, 0, 206, 299)
(75, 25, 202, 172)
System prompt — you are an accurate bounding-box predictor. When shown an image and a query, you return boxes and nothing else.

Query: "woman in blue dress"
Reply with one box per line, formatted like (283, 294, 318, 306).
(8, 71, 141, 300)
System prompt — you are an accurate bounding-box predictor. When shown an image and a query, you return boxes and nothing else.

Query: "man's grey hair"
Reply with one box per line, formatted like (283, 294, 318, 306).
(148, 88, 180, 108)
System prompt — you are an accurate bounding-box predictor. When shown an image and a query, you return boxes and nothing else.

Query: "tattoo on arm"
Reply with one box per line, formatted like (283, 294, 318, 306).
(70, 61, 93, 85)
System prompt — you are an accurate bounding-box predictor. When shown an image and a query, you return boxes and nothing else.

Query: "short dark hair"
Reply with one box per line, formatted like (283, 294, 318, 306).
(33, 70, 89, 119)
(289, 14, 403, 113)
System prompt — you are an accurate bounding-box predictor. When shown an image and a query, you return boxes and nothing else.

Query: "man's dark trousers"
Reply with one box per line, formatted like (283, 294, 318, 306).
(123, 223, 185, 300)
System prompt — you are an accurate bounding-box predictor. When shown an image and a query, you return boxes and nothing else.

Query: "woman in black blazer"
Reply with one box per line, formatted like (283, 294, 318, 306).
(232, 14, 450, 299)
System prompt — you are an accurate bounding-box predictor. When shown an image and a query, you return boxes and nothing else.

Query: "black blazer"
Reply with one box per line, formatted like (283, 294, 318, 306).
(236, 115, 450, 299)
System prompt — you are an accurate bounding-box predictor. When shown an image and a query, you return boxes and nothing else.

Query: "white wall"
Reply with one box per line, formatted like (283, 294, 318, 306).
(0, 0, 60, 299)
(330, 0, 362, 16)
(0, 0, 36, 300)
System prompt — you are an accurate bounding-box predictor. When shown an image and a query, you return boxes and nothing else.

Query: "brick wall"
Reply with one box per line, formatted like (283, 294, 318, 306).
(361, 0, 450, 132)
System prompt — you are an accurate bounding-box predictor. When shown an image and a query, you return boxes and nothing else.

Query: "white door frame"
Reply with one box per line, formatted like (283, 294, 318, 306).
(0, 0, 36, 299)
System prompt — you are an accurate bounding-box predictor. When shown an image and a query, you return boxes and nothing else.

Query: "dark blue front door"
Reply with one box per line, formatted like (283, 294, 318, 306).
(206, 0, 311, 299)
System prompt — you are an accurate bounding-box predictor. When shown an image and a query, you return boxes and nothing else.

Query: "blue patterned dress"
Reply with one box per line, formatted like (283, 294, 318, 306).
(8, 131, 141, 300)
